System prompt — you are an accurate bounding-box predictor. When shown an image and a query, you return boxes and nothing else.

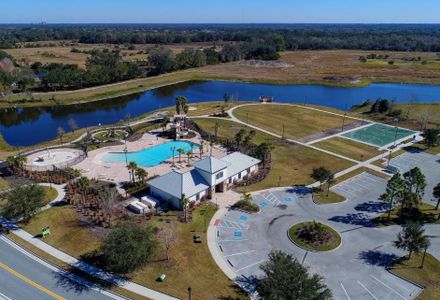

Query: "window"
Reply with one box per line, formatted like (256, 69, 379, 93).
(196, 193, 200, 200)
(216, 171, 223, 180)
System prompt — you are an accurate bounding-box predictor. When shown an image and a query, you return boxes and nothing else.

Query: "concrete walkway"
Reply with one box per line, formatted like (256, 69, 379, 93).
(0, 220, 178, 300)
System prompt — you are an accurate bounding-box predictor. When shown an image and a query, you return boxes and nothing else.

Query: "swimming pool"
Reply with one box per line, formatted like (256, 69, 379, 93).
(101, 140, 199, 167)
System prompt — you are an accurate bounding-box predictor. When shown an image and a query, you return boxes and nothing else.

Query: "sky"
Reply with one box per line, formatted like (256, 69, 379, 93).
(1, 0, 440, 24)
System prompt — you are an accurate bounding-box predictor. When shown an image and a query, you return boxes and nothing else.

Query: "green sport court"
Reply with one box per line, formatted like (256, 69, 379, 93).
(342, 124, 416, 147)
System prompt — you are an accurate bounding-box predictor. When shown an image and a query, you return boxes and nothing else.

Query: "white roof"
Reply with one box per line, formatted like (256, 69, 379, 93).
(148, 169, 209, 199)
(193, 156, 230, 174)
(220, 152, 261, 177)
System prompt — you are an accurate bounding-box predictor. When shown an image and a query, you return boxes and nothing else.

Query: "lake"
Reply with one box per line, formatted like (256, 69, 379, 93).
(1, 80, 440, 146)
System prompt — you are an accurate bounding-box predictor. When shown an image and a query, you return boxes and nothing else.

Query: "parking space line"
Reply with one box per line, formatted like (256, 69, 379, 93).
(357, 281, 378, 300)
(370, 275, 407, 300)
(235, 260, 266, 272)
(0, 291, 12, 300)
(223, 250, 256, 258)
(340, 283, 351, 300)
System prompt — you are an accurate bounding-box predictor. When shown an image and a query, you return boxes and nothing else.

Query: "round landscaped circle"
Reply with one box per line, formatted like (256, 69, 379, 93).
(288, 221, 341, 252)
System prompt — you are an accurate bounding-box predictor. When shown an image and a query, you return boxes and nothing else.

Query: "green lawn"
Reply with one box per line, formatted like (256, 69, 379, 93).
(22, 203, 245, 300)
(373, 203, 440, 227)
(0, 177, 10, 191)
(288, 221, 341, 251)
(313, 190, 346, 204)
(41, 186, 59, 206)
(390, 253, 440, 300)
(192, 118, 355, 192)
(233, 104, 356, 140)
(314, 137, 384, 161)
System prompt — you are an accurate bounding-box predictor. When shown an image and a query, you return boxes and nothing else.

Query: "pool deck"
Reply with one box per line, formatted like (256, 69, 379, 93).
(73, 131, 227, 188)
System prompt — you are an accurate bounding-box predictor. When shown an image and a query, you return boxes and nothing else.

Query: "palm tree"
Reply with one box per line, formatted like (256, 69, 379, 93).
(127, 162, 138, 184)
(326, 174, 335, 197)
(186, 150, 193, 165)
(234, 129, 246, 148)
(254, 142, 273, 169)
(380, 173, 405, 220)
(136, 168, 148, 184)
(76, 176, 90, 207)
(433, 182, 440, 210)
(397, 189, 421, 216)
(214, 122, 220, 139)
(394, 222, 430, 259)
(310, 167, 331, 190)
(175, 148, 183, 163)
(199, 142, 204, 159)
(179, 194, 190, 223)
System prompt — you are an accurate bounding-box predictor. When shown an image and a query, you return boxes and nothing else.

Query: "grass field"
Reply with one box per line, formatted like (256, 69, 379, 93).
(314, 137, 384, 161)
(22, 204, 245, 300)
(41, 186, 59, 206)
(313, 190, 346, 204)
(192, 118, 354, 191)
(233, 104, 356, 140)
(3, 50, 440, 107)
(373, 203, 440, 227)
(390, 253, 440, 300)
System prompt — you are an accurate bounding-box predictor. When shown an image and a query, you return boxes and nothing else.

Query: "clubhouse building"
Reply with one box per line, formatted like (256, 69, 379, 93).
(148, 152, 260, 208)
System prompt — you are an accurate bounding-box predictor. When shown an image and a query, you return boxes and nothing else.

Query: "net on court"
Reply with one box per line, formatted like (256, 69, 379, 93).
(342, 124, 416, 147)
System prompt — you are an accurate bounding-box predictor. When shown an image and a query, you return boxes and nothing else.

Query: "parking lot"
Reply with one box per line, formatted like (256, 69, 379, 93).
(214, 172, 426, 299)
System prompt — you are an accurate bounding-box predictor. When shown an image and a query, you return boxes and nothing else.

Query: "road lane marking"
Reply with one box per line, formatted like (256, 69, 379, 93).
(340, 282, 351, 300)
(357, 281, 378, 300)
(0, 262, 65, 300)
(370, 275, 407, 300)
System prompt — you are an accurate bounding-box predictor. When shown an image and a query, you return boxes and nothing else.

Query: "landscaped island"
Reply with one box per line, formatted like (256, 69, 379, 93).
(288, 221, 342, 252)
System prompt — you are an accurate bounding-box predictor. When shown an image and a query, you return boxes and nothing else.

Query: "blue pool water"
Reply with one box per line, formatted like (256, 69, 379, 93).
(101, 140, 198, 167)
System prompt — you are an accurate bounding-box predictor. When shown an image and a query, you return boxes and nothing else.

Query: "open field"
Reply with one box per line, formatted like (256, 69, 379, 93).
(390, 253, 440, 300)
(22, 204, 245, 300)
(314, 136, 384, 161)
(41, 186, 59, 205)
(351, 102, 440, 130)
(192, 118, 355, 191)
(4, 41, 223, 68)
(3, 50, 440, 107)
(233, 104, 356, 140)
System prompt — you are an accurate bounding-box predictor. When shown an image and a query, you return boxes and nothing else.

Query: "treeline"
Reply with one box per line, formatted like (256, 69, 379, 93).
(2, 24, 440, 51)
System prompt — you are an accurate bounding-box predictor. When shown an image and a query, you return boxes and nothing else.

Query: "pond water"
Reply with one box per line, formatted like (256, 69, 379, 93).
(1, 80, 440, 146)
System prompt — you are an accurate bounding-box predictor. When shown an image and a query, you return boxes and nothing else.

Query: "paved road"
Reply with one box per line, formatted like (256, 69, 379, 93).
(0, 236, 123, 300)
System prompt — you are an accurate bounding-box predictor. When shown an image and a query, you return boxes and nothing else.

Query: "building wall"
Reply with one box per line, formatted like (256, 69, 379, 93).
(195, 167, 228, 186)
(150, 186, 208, 209)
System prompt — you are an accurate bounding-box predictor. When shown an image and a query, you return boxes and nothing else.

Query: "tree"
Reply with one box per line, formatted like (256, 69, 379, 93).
(98, 185, 118, 225)
(251, 142, 273, 168)
(175, 96, 187, 115)
(234, 129, 246, 148)
(135, 168, 148, 184)
(179, 194, 190, 223)
(127, 162, 138, 184)
(198, 142, 204, 159)
(380, 173, 405, 220)
(159, 222, 176, 262)
(403, 167, 426, 197)
(101, 222, 158, 273)
(76, 176, 90, 206)
(433, 182, 440, 210)
(422, 128, 439, 148)
(2, 185, 45, 223)
(325, 173, 335, 197)
(147, 46, 176, 75)
(394, 223, 430, 259)
(257, 250, 332, 300)
(214, 122, 220, 139)
(57, 127, 65, 144)
(397, 189, 421, 213)
(243, 130, 256, 147)
(68, 118, 79, 132)
(176, 148, 185, 163)
(310, 167, 332, 189)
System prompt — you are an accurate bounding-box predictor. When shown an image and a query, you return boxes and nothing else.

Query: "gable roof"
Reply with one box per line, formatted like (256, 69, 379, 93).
(193, 156, 230, 174)
(148, 169, 209, 199)
(220, 152, 261, 177)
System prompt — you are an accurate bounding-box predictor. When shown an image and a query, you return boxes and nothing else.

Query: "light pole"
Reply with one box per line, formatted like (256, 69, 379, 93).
(171, 146, 176, 167)
(392, 126, 399, 147)
(387, 150, 392, 169)
(341, 113, 347, 132)
(187, 287, 192, 300)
